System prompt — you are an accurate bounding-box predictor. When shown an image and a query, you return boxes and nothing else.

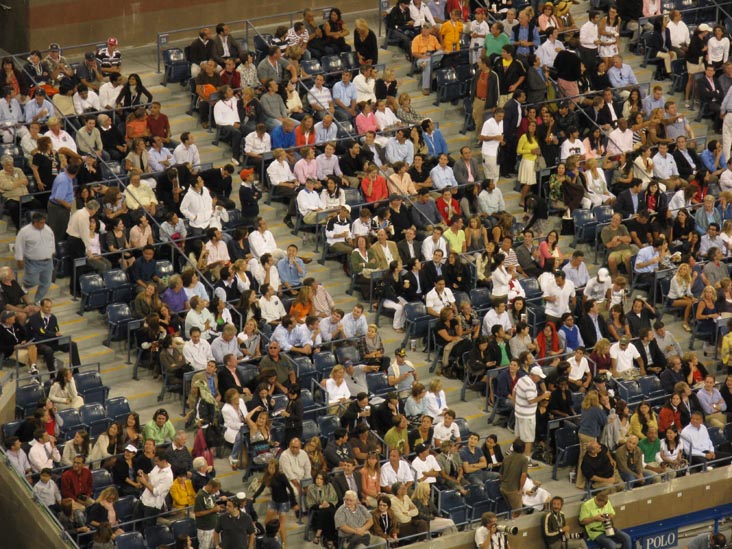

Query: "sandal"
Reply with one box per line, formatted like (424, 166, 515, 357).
(683, 324, 692, 332)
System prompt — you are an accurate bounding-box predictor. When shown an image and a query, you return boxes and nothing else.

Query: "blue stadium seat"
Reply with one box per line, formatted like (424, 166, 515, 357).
(104, 269, 134, 304)
(301, 419, 320, 444)
(114, 532, 146, 549)
(144, 524, 174, 549)
(106, 303, 133, 345)
(78, 274, 107, 313)
(438, 489, 468, 524)
(366, 372, 390, 396)
(318, 415, 341, 440)
(15, 382, 45, 419)
(105, 396, 131, 423)
(79, 403, 106, 426)
(92, 468, 113, 497)
(335, 345, 362, 366)
(313, 352, 337, 376)
(161, 48, 190, 85)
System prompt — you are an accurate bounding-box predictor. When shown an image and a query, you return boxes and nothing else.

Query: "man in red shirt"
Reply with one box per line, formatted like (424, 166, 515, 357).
(60, 454, 93, 511)
(146, 101, 175, 147)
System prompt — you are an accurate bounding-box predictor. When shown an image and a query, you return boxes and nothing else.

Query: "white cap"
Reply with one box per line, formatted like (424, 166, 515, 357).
(698, 23, 712, 32)
(597, 268, 610, 282)
(530, 366, 546, 378)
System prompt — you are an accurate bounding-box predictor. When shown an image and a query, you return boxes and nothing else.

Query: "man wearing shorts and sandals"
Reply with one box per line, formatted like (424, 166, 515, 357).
(601, 212, 636, 278)
(513, 366, 551, 467)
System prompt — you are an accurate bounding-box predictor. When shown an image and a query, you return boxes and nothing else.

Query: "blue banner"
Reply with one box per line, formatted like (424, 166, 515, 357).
(641, 529, 678, 549)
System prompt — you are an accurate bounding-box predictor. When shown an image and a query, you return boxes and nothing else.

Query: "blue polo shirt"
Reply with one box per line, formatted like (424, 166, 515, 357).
(50, 171, 74, 204)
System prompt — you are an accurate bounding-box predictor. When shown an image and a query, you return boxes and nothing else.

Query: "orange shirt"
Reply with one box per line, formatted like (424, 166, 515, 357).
(290, 301, 313, 322)
(411, 34, 441, 57)
(126, 118, 149, 140)
(441, 20, 464, 52)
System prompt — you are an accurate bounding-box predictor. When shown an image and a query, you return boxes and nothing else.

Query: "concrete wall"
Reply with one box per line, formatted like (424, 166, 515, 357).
(0, 457, 75, 549)
(405, 469, 732, 549)
(3, 0, 379, 54)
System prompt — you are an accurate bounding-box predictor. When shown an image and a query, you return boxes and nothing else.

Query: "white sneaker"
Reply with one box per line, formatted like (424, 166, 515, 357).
(29, 363, 39, 376)
(230, 157, 240, 166)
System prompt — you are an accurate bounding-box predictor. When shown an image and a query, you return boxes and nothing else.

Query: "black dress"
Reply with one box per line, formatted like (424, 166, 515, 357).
(354, 29, 378, 65)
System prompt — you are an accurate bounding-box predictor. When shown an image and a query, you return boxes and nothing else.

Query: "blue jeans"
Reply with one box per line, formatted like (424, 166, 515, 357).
(619, 469, 656, 488)
(22, 258, 53, 303)
(415, 52, 443, 91)
(594, 529, 632, 549)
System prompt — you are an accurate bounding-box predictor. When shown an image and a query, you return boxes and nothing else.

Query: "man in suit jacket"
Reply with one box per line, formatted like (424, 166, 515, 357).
(400, 258, 428, 302)
(187, 28, 216, 77)
(614, 178, 645, 218)
(397, 228, 423, 265)
(367, 229, 401, 271)
(212, 23, 242, 66)
(453, 146, 483, 187)
(332, 458, 363, 503)
(578, 299, 611, 349)
(501, 89, 525, 176)
(27, 299, 81, 371)
(633, 327, 667, 375)
(597, 89, 623, 130)
(421, 250, 445, 289)
(200, 165, 235, 201)
(188, 360, 221, 410)
(699, 64, 724, 131)
(673, 136, 703, 180)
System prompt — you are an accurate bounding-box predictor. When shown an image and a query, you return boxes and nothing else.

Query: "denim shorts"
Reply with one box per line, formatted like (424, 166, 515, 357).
(268, 500, 291, 513)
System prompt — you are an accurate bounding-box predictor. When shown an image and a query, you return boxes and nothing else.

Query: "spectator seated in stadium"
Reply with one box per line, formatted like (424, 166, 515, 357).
(27, 298, 81, 371)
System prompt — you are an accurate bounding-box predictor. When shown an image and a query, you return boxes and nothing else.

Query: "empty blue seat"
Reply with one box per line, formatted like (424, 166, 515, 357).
(366, 372, 390, 396)
(15, 382, 45, 419)
(105, 396, 131, 423)
(114, 532, 146, 549)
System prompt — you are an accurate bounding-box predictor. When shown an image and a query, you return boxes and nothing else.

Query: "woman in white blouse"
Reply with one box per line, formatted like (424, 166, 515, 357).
(423, 379, 448, 419)
(490, 253, 512, 304)
(322, 364, 351, 409)
(632, 146, 654, 187)
(49, 367, 84, 410)
(320, 176, 346, 210)
(583, 157, 615, 208)
(667, 262, 696, 331)
(707, 25, 730, 68)
(222, 388, 249, 469)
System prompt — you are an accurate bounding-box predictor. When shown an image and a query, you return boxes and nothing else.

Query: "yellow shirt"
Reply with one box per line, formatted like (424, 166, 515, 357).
(517, 134, 539, 161)
(441, 20, 464, 52)
(411, 34, 441, 57)
(170, 478, 196, 509)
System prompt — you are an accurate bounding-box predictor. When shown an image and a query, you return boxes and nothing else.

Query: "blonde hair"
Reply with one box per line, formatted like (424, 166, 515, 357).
(594, 338, 611, 354)
(330, 364, 345, 378)
(581, 390, 600, 410)
(413, 481, 431, 504)
(96, 486, 119, 504)
(675, 262, 691, 285)
(355, 18, 369, 32)
(613, 275, 627, 287)
(428, 378, 442, 393)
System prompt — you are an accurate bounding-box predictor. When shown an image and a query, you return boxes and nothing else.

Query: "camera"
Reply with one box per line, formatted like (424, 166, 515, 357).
(562, 532, 584, 541)
(601, 514, 615, 537)
(496, 525, 518, 536)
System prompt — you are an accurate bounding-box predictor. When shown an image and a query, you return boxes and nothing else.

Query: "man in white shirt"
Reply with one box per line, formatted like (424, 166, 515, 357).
(425, 277, 457, 317)
(651, 143, 683, 191)
(482, 301, 513, 336)
(148, 135, 175, 173)
(606, 118, 634, 157)
(681, 411, 722, 468)
(433, 410, 461, 445)
(578, 10, 601, 71)
(477, 179, 506, 216)
(44, 117, 77, 153)
(666, 10, 690, 52)
(421, 227, 449, 262)
(213, 85, 243, 166)
(248, 217, 286, 260)
(562, 250, 590, 288)
(411, 443, 441, 484)
(342, 304, 368, 338)
(173, 132, 201, 168)
(259, 283, 287, 325)
(28, 429, 60, 473)
(609, 336, 643, 376)
(537, 26, 564, 68)
(279, 437, 312, 500)
(138, 449, 174, 524)
(204, 228, 230, 270)
(183, 327, 214, 369)
(98, 73, 124, 110)
(250, 253, 281, 292)
(380, 448, 414, 493)
(479, 109, 504, 184)
(543, 271, 576, 326)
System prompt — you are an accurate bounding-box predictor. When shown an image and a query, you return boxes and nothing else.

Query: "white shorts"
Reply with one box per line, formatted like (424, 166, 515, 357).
(515, 416, 536, 443)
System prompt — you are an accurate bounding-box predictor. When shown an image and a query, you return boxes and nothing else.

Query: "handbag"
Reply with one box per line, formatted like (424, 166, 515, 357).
(535, 154, 547, 171)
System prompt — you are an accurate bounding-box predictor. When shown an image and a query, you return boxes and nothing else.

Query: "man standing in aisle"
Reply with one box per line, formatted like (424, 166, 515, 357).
(513, 366, 551, 467)
(15, 212, 55, 305)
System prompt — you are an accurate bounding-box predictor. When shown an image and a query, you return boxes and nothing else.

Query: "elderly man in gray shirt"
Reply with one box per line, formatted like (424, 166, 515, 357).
(257, 46, 296, 83)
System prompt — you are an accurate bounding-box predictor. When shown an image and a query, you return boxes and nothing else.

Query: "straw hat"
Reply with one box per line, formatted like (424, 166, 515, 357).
(555, 1, 570, 16)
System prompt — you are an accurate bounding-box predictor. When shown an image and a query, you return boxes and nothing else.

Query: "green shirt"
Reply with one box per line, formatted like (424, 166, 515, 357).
(638, 437, 661, 464)
(484, 33, 510, 59)
(579, 498, 615, 540)
(498, 342, 510, 367)
(194, 488, 219, 531)
(384, 426, 409, 453)
(142, 419, 176, 445)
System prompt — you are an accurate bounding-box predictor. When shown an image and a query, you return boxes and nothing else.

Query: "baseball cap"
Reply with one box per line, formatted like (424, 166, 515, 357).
(475, 7, 486, 14)
(236, 491, 247, 501)
(239, 168, 254, 180)
(597, 268, 610, 282)
(395, 348, 407, 357)
(415, 443, 428, 454)
(389, 193, 403, 202)
(343, 359, 354, 368)
(698, 23, 712, 32)
(1, 310, 15, 322)
(107, 37, 118, 46)
(48, 43, 60, 52)
(530, 366, 546, 378)
(619, 336, 630, 345)
(124, 444, 137, 453)
(84, 52, 96, 61)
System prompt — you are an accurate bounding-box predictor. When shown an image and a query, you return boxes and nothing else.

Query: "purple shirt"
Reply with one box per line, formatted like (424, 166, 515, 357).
(162, 287, 187, 313)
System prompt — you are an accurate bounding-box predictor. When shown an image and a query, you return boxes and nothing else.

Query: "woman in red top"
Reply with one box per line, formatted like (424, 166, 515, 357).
(445, 0, 470, 21)
(658, 393, 683, 432)
(361, 165, 388, 203)
(295, 115, 316, 147)
(435, 188, 461, 224)
(536, 322, 563, 365)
